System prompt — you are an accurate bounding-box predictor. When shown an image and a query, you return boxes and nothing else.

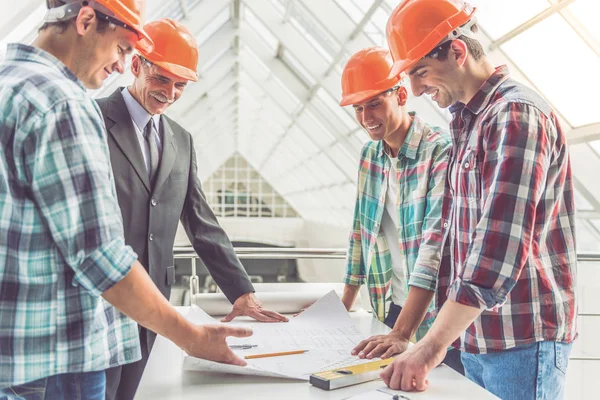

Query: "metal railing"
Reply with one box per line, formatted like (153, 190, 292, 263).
(174, 246, 346, 259)
(174, 247, 600, 361)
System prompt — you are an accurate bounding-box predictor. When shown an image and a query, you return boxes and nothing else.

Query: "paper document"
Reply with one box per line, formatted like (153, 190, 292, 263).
(183, 290, 380, 380)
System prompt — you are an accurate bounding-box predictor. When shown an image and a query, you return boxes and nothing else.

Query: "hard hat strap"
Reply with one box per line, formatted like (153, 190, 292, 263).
(44, 1, 120, 24)
(43, 1, 82, 23)
(43, 0, 139, 38)
(442, 17, 478, 44)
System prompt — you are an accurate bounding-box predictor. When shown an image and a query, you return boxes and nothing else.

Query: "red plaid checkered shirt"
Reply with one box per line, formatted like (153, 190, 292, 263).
(438, 66, 578, 353)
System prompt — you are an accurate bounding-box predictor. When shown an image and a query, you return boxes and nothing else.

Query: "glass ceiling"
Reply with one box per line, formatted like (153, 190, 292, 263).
(1, 0, 599, 249)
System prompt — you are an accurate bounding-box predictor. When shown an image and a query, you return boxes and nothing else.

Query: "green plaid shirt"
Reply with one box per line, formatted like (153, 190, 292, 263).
(0, 44, 140, 387)
(345, 113, 450, 341)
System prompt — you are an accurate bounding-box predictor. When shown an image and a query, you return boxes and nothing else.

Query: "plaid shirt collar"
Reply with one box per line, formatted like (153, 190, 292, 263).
(6, 43, 85, 91)
(377, 112, 425, 160)
(449, 65, 511, 117)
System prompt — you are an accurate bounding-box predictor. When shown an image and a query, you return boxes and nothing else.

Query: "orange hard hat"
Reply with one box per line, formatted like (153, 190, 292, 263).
(137, 19, 199, 82)
(43, 0, 154, 53)
(386, 0, 476, 77)
(339, 46, 401, 106)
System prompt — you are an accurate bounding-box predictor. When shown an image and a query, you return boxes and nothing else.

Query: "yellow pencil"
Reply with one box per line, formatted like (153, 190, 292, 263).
(244, 350, 309, 359)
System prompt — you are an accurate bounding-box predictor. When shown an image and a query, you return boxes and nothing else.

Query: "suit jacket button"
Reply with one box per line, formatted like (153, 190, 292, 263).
(151, 198, 157, 206)
(149, 233, 154, 241)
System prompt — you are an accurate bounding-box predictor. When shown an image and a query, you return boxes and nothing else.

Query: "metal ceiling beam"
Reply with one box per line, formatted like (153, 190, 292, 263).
(283, 0, 295, 23)
(232, 0, 241, 150)
(567, 123, 600, 145)
(256, 0, 383, 173)
(559, 4, 600, 58)
(179, 0, 190, 19)
(489, 0, 576, 51)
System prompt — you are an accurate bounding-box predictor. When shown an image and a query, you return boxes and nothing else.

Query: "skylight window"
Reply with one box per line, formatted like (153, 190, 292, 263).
(501, 13, 600, 127)
(195, 7, 230, 47)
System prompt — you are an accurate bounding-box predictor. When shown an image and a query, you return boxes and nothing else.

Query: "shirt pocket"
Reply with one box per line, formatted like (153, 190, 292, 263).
(457, 148, 481, 204)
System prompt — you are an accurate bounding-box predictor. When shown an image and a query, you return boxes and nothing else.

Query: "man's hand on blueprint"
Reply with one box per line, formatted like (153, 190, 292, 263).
(352, 331, 410, 359)
(221, 292, 289, 323)
(380, 339, 446, 391)
(184, 324, 253, 366)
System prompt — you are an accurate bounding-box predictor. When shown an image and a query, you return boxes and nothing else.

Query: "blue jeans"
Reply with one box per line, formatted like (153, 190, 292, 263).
(461, 341, 572, 400)
(0, 371, 106, 400)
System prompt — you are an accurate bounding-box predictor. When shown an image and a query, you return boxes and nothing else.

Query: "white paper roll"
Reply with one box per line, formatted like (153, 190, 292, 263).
(192, 283, 361, 315)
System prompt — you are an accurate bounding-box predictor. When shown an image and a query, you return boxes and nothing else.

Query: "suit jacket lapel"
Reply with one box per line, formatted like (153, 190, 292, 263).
(105, 89, 151, 193)
(153, 116, 177, 194)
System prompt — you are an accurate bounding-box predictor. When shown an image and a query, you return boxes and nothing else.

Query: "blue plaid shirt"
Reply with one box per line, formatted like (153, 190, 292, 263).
(0, 44, 140, 387)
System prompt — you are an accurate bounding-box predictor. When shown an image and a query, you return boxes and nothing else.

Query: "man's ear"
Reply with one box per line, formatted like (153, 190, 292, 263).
(131, 54, 141, 77)
(396, 86, 408, 106)
(74, 6, 96, 36)
(451, 39, 468, 67)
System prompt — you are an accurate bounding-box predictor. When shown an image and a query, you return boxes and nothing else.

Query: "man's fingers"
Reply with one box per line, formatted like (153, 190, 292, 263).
(248, 309, 288, 323)
(221, 309, 240, 322)
(260, 309, 289, 322)
(380, 363, 393, 386)
(400, 373, 415, 392)
(359, 341, 380, 358)
(222, 325, 253, 338)
(414, 376, 429, 391)
(366, 343, 389, 359)
(381, 347, 396, 359)
(224, 351, 248, 367)
(352, 338, 370, 355)
(247, 310, 280, 323)
(389, 361, 404, 390)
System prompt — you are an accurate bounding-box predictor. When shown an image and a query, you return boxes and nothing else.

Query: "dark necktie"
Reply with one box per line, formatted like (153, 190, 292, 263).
(144, 119, 159, 184)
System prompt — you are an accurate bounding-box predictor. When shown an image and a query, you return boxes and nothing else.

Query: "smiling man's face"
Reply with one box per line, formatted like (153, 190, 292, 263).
(352, 87, 407, 142)
(406, 44, 463, 109)
(130, 55, 188, 115)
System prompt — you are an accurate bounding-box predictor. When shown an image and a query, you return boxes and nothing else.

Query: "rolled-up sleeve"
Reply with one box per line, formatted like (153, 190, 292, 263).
(447, 103, 551, 309)
(24, 100, 137, 296)
(408, 139, 451, 292)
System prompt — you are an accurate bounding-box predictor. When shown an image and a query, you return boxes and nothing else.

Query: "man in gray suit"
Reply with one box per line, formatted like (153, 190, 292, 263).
(96, 19, 288, 400)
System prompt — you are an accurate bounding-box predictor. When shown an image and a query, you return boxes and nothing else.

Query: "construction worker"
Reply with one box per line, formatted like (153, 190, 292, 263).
(340, 47, 463, 374)
(381, 1, 578, 398)
(0, 2, 251, 399)
(96, 19, 288, 400)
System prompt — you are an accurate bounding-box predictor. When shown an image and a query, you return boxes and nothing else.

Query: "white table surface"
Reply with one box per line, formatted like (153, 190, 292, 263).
(135, 308, 498, 400)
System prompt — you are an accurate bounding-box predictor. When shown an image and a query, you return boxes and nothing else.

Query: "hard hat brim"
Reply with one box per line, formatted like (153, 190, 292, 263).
(388, 59, 415, 80)
(150, 59, 199, 82)
(340, 88, 392, 107)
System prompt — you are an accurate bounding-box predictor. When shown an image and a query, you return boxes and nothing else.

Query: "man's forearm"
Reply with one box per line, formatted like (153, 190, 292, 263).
(102, 261, 197, 349)
(392, 286, 435, 340)
(420, 299, 482, 349)
(342, 284, 361, 311)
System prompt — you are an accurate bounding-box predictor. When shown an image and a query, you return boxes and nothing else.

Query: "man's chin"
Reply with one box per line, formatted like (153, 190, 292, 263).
(83, 77, 103, 90)
(148, 104, 169, 115)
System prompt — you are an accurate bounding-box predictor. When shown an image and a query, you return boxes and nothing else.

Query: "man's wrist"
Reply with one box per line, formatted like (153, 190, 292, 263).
(418, 332, 448, 353)
(389, 329, 411, 343)
(390, 326, 413, 342)
(175, 321, 206, 354)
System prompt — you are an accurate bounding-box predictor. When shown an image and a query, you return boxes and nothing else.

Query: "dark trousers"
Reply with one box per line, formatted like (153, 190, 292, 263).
(384, 303, 465, 375)
(0, 371, 105, 400)
(105, 328, 152, 400)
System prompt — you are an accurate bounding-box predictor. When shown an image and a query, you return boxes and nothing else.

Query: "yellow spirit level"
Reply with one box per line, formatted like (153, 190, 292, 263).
(310, 358, 395, 390)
